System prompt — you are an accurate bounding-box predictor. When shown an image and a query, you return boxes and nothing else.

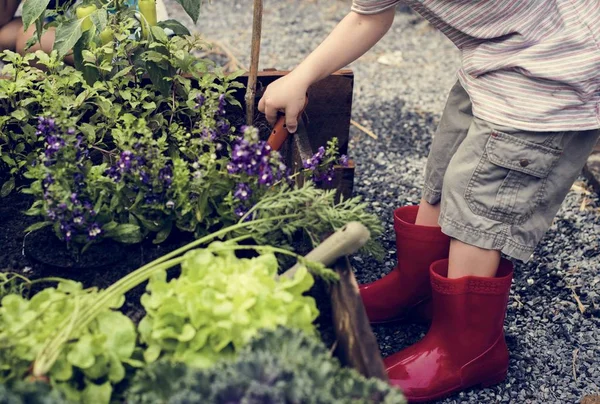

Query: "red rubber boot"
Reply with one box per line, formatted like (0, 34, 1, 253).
(385, 258, 514, 403)
(359, 206, 450, 324)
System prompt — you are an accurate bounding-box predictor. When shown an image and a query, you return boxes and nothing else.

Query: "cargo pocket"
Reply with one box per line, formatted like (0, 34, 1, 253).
(464, 130, 562, 224)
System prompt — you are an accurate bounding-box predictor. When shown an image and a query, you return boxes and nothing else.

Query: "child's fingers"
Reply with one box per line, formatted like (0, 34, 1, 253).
(258, 96, 266, 113)
(285, 105, 301, 133)
(264, 104, 279, 126)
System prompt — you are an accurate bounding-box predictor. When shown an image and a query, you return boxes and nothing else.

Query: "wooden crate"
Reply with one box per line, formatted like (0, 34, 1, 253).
(235, 69, 356, 200)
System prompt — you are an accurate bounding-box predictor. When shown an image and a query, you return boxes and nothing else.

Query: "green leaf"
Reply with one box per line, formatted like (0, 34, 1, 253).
(174, 0, 201, 24)
(96, 311, 136, 360)
(73, 31, 99, 85)
(54, 19, 84, 59)
(24, 221, 53, 233)
(107, 224, 142, 244)
(107, 354, 126, 382)
(50, 357, 74, 381)
(157, 19, 191, 36)
(1, 177, 15, 197)
(146, 60, 171, 96)
(112, 65, 133, 80)
(67, 335, 96, 369)
(152, 221, 172, 244)
(150, 26, 168, 43)
(82, 381, 112, 404)
(1, 155, 16, 166)
(11, 109, 27, 121)
(89, 9, 108, 33)
(22, 0, 51, 31)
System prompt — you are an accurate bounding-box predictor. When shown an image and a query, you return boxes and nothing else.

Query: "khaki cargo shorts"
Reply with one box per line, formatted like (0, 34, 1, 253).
(423, 80, 600, 262)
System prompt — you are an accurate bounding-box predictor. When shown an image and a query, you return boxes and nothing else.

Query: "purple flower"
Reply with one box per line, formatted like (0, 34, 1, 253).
(60, 221, 73, 242)
(37, 117, 56, 135)
(158, 165, 173, 187)
(106, 166, 121, 182)
(195, 94, 205, 108)
(73, 172, 84, 185)
(70, 193, 79, 204)
(73, 214, 84, 225)
(218, 94, 226, 115)
(88, 223, 102, 240)
(227, 162, 237, 174)
(338, 154, 349, 167)
(303, 146, 325, 170)
(67, 128, 76, 135)
(44, 135, 65, 158)
(118, 151, 134, 171)
(234, 183, 251, 201)
(201, 128, 217, 141)
(234, 205, 247, 217)
(139, 170, 151, 185)
(315, 166, 335, 185)
(43, 174, 54, 187)
(216, 120, 230, 135)
(258, 167, 274, 186)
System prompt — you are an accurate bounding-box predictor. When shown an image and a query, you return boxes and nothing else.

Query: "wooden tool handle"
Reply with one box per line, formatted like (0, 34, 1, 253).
(280, 222, 371, 278)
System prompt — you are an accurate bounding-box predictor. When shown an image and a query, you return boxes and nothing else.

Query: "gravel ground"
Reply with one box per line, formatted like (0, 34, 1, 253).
(169, 1, 600, 403)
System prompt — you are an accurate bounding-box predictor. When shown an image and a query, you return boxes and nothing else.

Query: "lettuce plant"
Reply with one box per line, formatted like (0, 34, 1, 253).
(138, 243, 319, 368)
(0, 280, 138, 403)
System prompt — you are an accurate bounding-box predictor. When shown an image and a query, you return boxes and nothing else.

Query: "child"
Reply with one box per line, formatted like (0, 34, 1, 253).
(0, 0, 63, 55)
(258, 1, 600, 401)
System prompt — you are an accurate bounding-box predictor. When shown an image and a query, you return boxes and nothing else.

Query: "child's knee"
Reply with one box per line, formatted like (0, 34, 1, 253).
(0, 18, 22, 52)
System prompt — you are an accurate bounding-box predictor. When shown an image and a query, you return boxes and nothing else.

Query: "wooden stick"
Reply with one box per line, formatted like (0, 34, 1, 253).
(330, 256, 388, 380)
(351, 119, 378, 140)
(245, 0, 263, 125)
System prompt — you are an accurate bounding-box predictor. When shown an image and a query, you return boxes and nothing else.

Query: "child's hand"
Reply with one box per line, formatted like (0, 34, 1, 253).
(258, 74, 308, 134)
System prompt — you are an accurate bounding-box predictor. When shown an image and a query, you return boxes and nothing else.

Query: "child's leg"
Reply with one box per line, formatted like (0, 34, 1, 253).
(15, 23, 56, 56)
(0, 18, 22, 52)
(359, 81, 472, 324)
(387, 80, 600, 400)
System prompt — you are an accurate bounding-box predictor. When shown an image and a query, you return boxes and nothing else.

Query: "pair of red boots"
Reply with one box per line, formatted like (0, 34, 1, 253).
(360, 206, 513, 403)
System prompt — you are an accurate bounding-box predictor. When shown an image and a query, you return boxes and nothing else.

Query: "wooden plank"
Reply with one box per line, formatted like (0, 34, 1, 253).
(330, 256, 388, 381)
(583, 140, 600, 195)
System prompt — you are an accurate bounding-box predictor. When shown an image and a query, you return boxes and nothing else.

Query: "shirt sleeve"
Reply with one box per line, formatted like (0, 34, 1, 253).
(351, 0, 402, 15)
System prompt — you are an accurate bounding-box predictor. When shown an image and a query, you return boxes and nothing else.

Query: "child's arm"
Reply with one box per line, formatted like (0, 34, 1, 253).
(258, 8, 395, 133)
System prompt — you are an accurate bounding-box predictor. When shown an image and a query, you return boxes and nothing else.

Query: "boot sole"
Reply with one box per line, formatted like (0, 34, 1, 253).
(404, 368, 508, 403)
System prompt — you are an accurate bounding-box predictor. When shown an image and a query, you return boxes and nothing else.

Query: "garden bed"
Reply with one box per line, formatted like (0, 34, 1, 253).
(0, 2, 400, 399)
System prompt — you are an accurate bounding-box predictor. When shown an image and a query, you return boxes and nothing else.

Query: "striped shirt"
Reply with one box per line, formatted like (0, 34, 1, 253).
(351, 0, 600, 132)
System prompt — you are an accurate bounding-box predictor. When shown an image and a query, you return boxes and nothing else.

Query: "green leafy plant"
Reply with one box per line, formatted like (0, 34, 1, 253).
(0, 279, 138, 403)
(31, 214, 342, 380)
(138, 242, 319, 368)
(0, 380, 65, 404)
(127, 327, 406, 404)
